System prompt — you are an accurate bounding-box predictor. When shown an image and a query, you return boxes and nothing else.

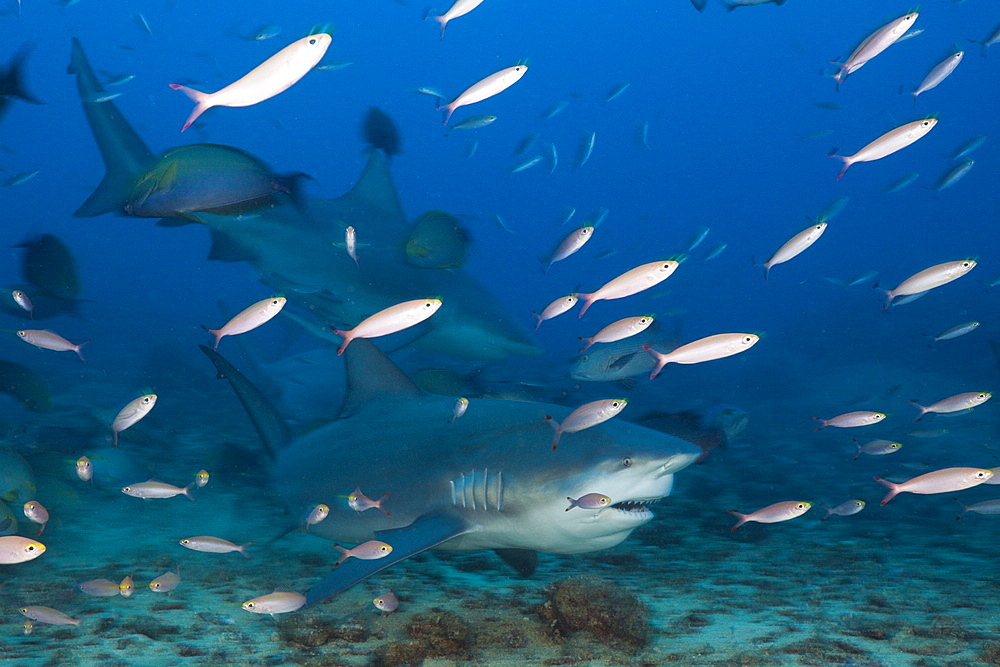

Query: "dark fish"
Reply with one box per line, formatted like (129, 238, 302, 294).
(362, 107, 401, 157)
(15, 234, 81, 302)
(635, 404, 748, 463)
(0, 44, 43, 124)
(405, 210, 471, 269)
(0, 360, 52, 412)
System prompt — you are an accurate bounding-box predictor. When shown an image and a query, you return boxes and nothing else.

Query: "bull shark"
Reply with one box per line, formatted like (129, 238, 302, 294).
(200, 340, 702, 607)
(67, 39, 540, 361)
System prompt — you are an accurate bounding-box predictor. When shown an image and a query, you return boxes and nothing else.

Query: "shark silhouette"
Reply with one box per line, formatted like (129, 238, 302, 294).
(67, 39, 539, 361)
(200, 340, 702, 606)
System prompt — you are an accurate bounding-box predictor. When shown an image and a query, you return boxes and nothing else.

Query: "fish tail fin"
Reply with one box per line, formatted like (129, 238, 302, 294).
(239, 543, 253, 559)
(811, 416, 826, 431)
(874, 477, 898, 505)
(912, 92, 918, 108)
(579, 337, 592, 353)
(827, 149, 850, 180)
(377, 494, 392, 516)
(908, 400, 927, 421)
(112, 430, 118, 448)
(75, 340, 90, 363)
(565, 497, 577, 511)
(576, 292, 594, 318)
(531, 313, 542, 332)
(439, 103, 455, 125)
(169, 83, 210, 132)
(435, 16, 447, 40)
(727, 510, 747, 532)
(545, 416, 561, 450)
(183, 483, 196, 502)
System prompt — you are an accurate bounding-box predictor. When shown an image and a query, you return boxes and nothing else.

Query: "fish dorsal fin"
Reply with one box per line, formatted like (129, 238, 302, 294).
(68, 39, 157, 217)
(340, 339, 422, 417)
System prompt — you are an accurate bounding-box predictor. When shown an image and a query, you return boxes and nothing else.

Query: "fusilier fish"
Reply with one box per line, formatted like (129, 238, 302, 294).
(565, 493, 612, 511)
(813, 411, 885, 430)
(449, 397, 469, 423)
(948, 135, 985, 161)
(446, 115, 497, 131)
(579, 315, 655, 352)
(883, 172, 920, 193)
(854, 439, 902, 460)
(813, 196, 849, 223)
(546, 398, 628, 451)
(333, 299, 443, 355)
(931, 160, 974, 192)
(333, 540, 393, 566)
(761, 223, 827, 281)
(541, 227, 593, 273)
(112, 394, 157, 447)
(149, 568, 181, 592)
(575, 130, 596, 168)
(78, 579, 122, 597)
(926, 321, 979, 347)
(373, 590, 399, 614)
(16, 329, 87, 362)
(206, 297, 286, 350)
(76, 456, 93, 482)
(875, 467, 993, 505)
(305, 503, 330, 528)
(439, 65, 528, 124)
(577, 261, 679, 318)
(0, 535, 45, 564)
(912, 52, 963, 105)
(429, 0, 487, 39)
(957, 499, 1000, 519)
(11, 290, 32, 318)
(881, 259, 976, 310)
(243, 591, 306, 616)
(830, 119, 936, 180)
(604, 82, 630, 102)
(195, 470, 210, 488)
(833, 13, 919, 89)
(348, 488, 391, 515)
(822, 499, 866, 521)
(121, 480, 195, 501)
(179, 536, 252, 558)
(729, 501, 811, 531)
(509, 155, 543, 173)
(22, 501, 48, 535)
(170, 33, 333, 131)
(532, 295, 578, 331)
(19, 606, 79, 626)
(644, 334, 758, 379)
(910, 392, 991, 421)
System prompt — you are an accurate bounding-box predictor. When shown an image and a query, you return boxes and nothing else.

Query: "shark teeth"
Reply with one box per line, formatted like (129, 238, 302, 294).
(610, 497, 661, 513)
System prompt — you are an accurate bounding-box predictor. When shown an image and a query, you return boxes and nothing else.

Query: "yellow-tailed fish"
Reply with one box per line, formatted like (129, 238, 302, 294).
(910, 392, 991, 421)
(78, 579, 121, 597)
(428, 0, 486, 39)
(449, 397, 469, 423)
(876, 468, 992, 505)
(830, 119, 936, 180)
(333, 540, 393, 566)
(16, 329, 87, 363)
(881, 259, 976, 311)
(170, 33, 332, 131)
(179, 536, 252, 558)
(0, 535, 45, 564)
(533, 294, 578, 331)
(833, 12, 918, 89)
(19, 606, 79, 626)
(912, 52, 963, 106)
(813, 411, 885, 430)
(853, 439, 902, 460)
(122, 479, 194, 501)
(439, 65, 528, 125)
(546, 398, 627, 451)
(111, 394, 157, 447)
(577, 261, 678, 318)
(761, 223, 827, 281)
(644, 333, 758, 379)
(11, 290, 32, 319)
(333, 298, 442, 355)
(22, 501, 48, 535)
(242, 591, 305, 617)
(541, 227, 593, 273)
(206, 296, 286, 350)
(729, 501, 811, 531)
(579, 315, 654, 352)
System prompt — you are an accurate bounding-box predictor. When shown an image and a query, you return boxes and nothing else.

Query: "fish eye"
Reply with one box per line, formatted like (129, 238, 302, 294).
(309, 38, 317, 45)
(17, 331, 25, 337)
(245, 602, 254, 609)
(26, 545, 35, 552)
(743, 336, 753, 343)
(796, 503, 808, 510)
(621, 457, 632, 468)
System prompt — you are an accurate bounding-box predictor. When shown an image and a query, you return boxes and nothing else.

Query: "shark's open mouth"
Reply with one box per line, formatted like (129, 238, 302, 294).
(610, 497, 661, 514)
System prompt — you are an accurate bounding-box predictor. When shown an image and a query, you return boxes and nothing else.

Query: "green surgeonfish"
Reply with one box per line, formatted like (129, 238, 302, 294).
(0, 448, 36, 504)
(404, 210, 471, 269)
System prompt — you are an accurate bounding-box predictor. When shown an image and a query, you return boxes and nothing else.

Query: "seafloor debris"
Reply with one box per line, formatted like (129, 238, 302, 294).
(535, 576, 650, 650)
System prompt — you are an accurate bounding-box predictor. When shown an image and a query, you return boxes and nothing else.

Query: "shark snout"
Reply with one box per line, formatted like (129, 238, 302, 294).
(656, 447, 701, 476)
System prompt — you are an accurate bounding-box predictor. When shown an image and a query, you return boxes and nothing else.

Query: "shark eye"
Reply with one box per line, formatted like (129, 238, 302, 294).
(621, 457, 632, 468)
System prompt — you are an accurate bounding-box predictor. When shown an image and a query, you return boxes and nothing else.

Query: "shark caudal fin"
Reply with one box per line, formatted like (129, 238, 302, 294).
(0, 44, 43, 124)
(68, 38, 158, 217)
(198, 345, 290, 459)
(305, 512, 470, 607)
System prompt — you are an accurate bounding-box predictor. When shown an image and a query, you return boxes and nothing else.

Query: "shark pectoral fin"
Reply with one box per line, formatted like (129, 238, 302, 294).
(305, 513, 471, 607)
(493, 548, 538, 578)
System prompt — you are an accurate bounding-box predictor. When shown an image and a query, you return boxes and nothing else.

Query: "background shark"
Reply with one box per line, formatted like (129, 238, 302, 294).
(201, 340, 702, 607)
(67, 39, 540, 361)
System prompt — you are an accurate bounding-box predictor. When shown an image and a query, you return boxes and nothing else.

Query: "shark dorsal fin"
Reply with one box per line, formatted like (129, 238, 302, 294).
(345, 149, 404, 219)
(340, 339, 421, 417)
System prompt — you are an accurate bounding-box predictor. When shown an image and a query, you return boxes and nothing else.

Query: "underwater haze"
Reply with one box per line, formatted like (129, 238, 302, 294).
(2, 0, 1000, 664)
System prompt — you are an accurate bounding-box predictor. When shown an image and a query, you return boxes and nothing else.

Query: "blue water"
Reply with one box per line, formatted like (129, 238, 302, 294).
(2, 0, 999, 664)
